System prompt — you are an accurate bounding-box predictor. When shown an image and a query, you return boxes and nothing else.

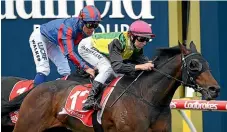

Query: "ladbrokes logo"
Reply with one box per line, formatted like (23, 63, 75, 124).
(184, 101, 218, 110)
(170, 101, 177, 109)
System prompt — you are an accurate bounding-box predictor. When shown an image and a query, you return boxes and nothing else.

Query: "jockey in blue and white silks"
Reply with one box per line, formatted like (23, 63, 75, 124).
(29, 5, 101, 86)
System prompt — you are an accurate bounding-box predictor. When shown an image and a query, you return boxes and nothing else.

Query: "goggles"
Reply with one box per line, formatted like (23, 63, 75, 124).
(136, 36, 150, 42)
(84, 21, 99, 29)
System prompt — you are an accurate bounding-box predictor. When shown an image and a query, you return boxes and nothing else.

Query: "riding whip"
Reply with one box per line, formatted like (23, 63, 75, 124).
(110, 57, 158, 107)
(109, 71, 144, 107)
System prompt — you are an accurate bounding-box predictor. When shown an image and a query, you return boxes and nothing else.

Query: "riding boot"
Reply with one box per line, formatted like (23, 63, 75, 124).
(34, 72, 47, 86)
(83, 81, 104, 110)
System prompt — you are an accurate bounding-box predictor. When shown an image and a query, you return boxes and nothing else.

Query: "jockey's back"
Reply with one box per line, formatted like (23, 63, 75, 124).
(40, 17, 83, 45)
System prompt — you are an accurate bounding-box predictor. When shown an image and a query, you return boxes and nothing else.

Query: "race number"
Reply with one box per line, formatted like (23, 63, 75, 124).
(16, 87, 27, 95)
(70, 90, 89, 110)
(65, 86, 90, 111)
(9, 80, 34, 101)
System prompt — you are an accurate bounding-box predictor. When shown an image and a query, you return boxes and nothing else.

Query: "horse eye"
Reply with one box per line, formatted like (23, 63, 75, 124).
(189, 59, 202, 71)
(190, 61, 197, 68)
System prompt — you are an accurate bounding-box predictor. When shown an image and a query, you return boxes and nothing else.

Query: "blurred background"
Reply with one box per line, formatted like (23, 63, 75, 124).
(1, 1, 227, 132)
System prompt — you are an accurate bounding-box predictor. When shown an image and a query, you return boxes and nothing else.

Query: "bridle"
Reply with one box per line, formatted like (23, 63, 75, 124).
(180, 52, 209, 91)
(110, 51, 210, 107)
(153, 52, 209, 92)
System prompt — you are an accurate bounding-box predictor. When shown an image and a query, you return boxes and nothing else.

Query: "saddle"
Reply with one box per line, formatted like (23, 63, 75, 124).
(60, 77, 123, 127)
(7, 80, 34, 124)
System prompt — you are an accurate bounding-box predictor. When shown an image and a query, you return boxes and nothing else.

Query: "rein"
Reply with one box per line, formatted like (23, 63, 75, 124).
(110, 52, 208, 108)
(110, 71, 145, 107)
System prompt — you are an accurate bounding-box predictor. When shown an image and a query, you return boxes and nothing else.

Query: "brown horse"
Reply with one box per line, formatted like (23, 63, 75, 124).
(13, 42, 220, 132)
(1, 69, 90, 132)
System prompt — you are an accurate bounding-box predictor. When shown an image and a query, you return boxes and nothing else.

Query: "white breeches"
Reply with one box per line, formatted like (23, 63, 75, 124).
(29, 27, 71, 76)
(78, 37, 118, 84)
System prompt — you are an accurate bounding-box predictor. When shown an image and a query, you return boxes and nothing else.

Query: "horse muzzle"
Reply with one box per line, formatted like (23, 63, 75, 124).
(202, 85, 220, 100)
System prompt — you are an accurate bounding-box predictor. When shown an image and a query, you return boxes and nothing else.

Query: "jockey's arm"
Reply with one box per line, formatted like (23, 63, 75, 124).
(108, 39, 136, 74)
(130, 49, 149, 64)
(59, 27, 88, 70)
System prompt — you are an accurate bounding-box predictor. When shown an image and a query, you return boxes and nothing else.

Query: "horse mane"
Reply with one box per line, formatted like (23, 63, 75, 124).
(67, 70, 91, 84)
(152, 46, 182, 67)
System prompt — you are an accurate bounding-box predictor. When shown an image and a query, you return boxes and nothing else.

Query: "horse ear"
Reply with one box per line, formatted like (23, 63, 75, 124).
(178, 41, 181, 46)
(190, 41, 198, 52)
(178, 41, 188, 54)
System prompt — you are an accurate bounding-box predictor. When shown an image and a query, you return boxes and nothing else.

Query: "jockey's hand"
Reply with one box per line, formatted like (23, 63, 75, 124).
(135, 62, 154, 71)
(85, 68, 95, 78)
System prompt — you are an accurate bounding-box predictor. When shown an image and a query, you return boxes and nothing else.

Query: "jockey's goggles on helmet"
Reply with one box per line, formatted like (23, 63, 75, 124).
(84, 21, 99, 29)
(136, 36, 150, 42)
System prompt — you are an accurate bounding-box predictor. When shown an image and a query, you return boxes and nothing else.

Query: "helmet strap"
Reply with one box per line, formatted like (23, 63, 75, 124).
(130, 35, 143, 50)
(128, 32, 137, 48)
(130, 34, 136, 44)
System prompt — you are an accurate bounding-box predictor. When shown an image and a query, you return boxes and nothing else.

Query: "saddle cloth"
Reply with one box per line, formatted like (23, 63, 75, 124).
(9, 80, 34, 123)
(60, 77, 122, 127)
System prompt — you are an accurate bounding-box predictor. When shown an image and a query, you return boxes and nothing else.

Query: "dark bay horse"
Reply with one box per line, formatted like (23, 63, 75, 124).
(1, 69, 90, 131)
(13, 42, 220, 132)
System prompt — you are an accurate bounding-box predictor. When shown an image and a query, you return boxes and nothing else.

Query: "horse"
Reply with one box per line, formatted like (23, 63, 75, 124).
(1, 69, 90, 132)
(13, 42, 220, 132)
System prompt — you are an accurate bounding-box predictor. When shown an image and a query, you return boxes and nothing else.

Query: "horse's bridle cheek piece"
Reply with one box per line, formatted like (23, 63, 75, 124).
(181, 53, 209, 92)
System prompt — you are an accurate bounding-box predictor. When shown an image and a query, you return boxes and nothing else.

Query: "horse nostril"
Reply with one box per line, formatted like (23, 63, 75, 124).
(216, 87, 221, 93)
(208, 86, 220, 93)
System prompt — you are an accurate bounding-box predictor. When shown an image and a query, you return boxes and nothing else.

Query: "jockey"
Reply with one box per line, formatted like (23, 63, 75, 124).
(29, 5, 101, 86)
(78, 20, 155, 110)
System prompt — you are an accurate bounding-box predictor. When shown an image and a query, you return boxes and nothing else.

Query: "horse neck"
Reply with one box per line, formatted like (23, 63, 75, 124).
(142, 54, 182, 106)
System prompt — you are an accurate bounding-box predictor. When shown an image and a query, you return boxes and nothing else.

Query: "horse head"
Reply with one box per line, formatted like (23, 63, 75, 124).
(139, 42, 221, 107)
(118, 41, 220, 109)
(179, 41, 220, 100)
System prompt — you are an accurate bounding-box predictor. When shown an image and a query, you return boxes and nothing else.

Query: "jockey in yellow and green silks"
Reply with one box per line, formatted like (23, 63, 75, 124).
(78, 20, 156, 110)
